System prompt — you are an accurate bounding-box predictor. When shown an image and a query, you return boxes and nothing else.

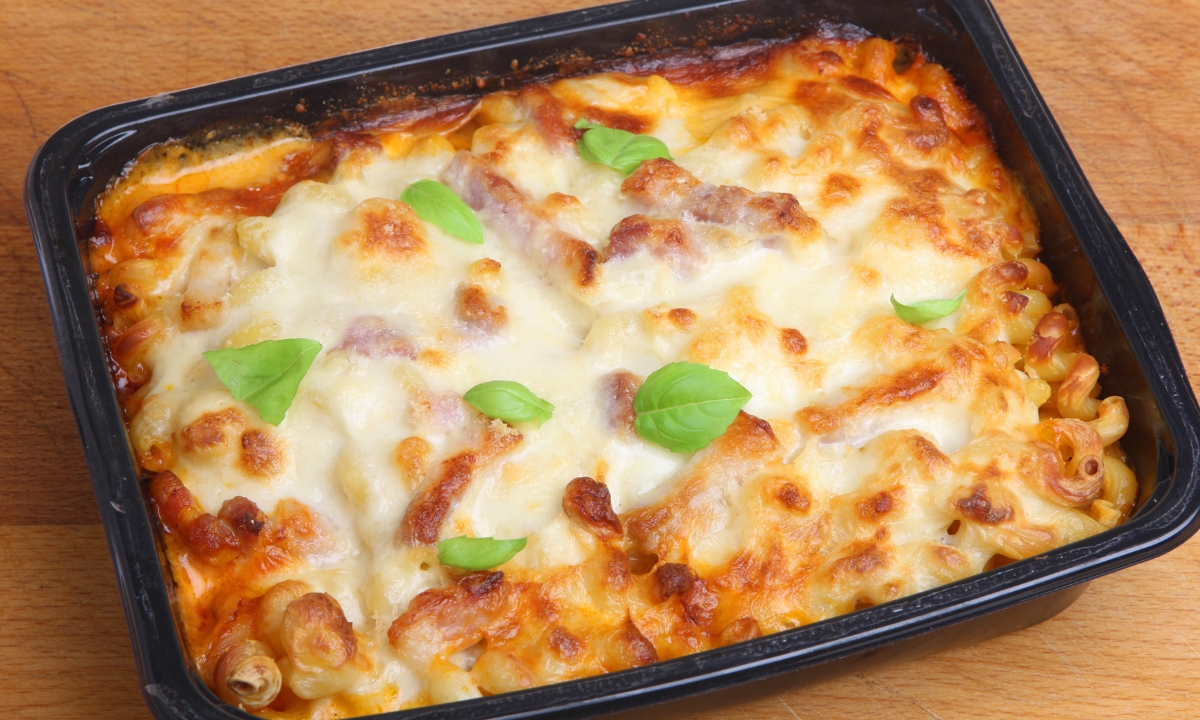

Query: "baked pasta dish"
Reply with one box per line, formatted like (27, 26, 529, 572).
(88, 26, 1136, 718)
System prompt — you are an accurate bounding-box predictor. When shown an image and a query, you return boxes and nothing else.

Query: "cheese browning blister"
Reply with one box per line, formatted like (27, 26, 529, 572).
(89, 28, 1136, 718)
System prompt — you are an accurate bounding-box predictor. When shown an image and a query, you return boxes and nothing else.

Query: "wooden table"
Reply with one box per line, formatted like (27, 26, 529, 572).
(2, 1, 1198, 717)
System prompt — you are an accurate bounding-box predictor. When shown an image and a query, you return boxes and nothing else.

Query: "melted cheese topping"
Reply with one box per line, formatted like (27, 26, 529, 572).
(90, 31, 1136, 718)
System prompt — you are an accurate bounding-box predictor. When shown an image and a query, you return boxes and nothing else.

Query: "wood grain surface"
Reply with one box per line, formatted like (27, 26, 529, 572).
(2, 1, 1198, 718)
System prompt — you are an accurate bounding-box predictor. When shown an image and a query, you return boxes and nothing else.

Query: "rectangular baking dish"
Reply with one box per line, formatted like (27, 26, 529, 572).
(24, 0, 1200, 718)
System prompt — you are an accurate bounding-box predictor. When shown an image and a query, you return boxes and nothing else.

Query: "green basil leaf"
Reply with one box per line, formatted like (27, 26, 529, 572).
(633, 361, 752, 453)
(203, 339, 322, 425)
(401, 179, 484, 244)
(574, 119, 672, 175)
(464, 380, 555, 426)
(890, 291, 967, 324)
(437, 535, 527, 571)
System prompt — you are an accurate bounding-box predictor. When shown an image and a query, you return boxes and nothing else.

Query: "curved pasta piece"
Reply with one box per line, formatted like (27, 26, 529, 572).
(1057, 353, 1102, 421)
(1025, 311, 1074, 382)
(1089, 396, 1129, 446)
(215, 640, 282, 709)
(1036, 419, 1106, 507)
(148, 471, 265, 564)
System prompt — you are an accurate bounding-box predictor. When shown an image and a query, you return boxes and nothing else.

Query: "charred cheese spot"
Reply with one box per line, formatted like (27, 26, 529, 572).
(779, 327, 808, 357)
(932, 545, 968, 571)
(820, 172, 862, 207)
(540, 193, 600, 239)
(828, 543, 889, 578)
(906, 95, 950, 151)
(643, 305, 699, 334)
(239, 430, 285, 478)
(772, 480, 811, 512)
(112, 282, 141, 311)
(468, 258, 502, 284)
(455, 283, 508, 334)
(680, 579, 719, 626)
(855, 489, 899, 520)
(953, 483, 1014, 525)
(668, 308, 698, 329)
(622, 158, 701, 203)
(545, 626, 586, 661)
(395, 436, 432, 485)
(181, 408, 246, 454)
(339, 197, 426, 259)
(840, 75, 894, 100)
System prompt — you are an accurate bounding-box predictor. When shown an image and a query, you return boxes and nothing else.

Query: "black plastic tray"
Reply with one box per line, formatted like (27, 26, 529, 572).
(23, 0, 1200, 718)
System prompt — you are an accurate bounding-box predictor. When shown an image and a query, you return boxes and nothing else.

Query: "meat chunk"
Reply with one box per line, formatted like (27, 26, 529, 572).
(442, 151, 597, 290)
(562, 477, 622, 540)
(516, 85, 578, 154)
(335, 316, 417, 359)
(654, 562, 695, 600)
(600, 214, 700, 272)
(622, 158, 820, 246)
(600, 371, 642, 437)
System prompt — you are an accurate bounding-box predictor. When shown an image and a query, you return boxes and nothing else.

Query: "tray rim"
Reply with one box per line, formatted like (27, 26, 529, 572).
(23, 0, 1200, 718)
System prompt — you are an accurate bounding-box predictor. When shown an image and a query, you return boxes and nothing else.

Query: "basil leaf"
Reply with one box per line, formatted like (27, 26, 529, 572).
(891, 291, 967, 324)
(574, 119, 672, 175)
(438, 536, 527, 571)
(401, 179, 484, 244)
(464, 380, 554, 426)
(633, 361, 752, 453)
(203, 339, 322, 425)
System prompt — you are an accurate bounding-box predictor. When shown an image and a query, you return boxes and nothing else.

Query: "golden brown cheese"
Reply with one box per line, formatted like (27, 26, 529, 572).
(89, 29, 1135, 718)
